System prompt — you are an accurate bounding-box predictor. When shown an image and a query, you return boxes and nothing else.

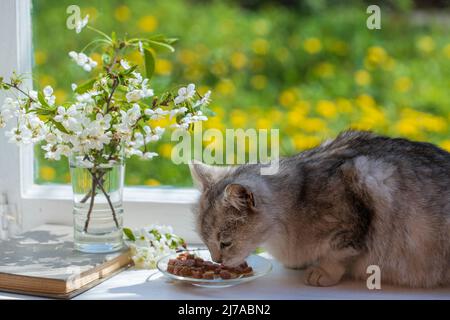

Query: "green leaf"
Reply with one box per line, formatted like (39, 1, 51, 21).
(35, 108, 54, 116)
(50, 119, 70, 134)
(123, 227, 136, 241)
(164, 38, 178, 45)
(75, 78, 96, 94)
(37, 91, 50, 108)
(122, 64, 138, 75)
(200, 106, 216, 117)
(146, 40, 175, 53)
(143, 48, 155, 80)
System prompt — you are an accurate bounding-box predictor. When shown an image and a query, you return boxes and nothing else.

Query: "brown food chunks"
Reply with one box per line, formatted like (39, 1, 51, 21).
(166, 252, 253, 280)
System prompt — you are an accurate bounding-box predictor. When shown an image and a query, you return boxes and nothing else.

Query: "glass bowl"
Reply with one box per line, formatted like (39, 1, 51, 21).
(157, 249, 272, 288)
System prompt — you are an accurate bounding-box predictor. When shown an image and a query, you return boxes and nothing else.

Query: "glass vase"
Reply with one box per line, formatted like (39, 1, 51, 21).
(69, 156, 125, 253)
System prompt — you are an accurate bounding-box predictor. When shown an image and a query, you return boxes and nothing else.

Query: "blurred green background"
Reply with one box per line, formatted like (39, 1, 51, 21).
(32, 0, 450, 187)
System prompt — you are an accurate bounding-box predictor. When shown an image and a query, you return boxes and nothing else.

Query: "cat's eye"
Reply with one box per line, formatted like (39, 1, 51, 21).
(220, 241, 232, 249)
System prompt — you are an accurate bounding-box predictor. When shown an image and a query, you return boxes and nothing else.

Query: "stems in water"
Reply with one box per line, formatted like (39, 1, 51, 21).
(84, 174, 97, 232)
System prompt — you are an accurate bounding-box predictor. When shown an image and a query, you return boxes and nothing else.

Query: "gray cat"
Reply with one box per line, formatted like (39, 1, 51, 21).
(189, 130, 450, 288)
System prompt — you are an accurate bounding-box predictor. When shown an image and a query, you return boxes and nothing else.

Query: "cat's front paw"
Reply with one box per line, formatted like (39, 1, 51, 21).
(304, 266, 340, 287)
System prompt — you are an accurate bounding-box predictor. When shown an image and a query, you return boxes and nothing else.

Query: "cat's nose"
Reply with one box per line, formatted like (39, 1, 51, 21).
(212, 254, 222, 263)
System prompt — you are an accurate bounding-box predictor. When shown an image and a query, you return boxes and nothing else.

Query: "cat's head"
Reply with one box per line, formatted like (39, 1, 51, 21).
(189, 161, 272, 267)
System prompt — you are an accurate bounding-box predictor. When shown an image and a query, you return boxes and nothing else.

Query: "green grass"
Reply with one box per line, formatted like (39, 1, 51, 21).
(31, 0, 450, 186)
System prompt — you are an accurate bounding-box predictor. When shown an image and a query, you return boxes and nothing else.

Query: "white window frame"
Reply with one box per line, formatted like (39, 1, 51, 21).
(0, 0, 200, 242)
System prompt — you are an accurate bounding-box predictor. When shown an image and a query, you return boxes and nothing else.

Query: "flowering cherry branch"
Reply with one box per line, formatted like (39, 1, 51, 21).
(0, 15, 213, 231)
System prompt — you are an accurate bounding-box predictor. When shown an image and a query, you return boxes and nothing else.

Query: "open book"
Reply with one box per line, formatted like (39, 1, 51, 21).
(0, 224, 131, 299)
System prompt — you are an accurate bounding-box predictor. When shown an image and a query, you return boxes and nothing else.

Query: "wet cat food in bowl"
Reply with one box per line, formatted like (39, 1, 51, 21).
(166, 252, 253, 279)
(157, 249, 272, 288)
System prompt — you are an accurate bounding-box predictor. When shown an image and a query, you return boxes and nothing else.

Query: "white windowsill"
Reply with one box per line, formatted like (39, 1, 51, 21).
(1, 253, 449, 300)
(22, 184, 199, 204)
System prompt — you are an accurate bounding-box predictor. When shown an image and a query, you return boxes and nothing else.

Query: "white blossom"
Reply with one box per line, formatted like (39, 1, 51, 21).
(126, 225, 184, 269)
(43, 85, 56, 106)
(174, 83, 196, 105)
(69, 51, 97, 72)
(120, 59, 131, 70)
(194, 90, 211, 108)
(75, 15, 89, 34)
(54, 106, 80, 132)
(143, 152, 158, 160)
(144, 107, 168, 120)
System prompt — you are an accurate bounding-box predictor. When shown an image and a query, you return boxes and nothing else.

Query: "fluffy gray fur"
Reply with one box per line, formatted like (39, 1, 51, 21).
(190, 130, 450, 288)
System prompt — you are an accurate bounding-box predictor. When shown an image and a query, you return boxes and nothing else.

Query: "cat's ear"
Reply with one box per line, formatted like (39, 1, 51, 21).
(223, 183, 256, 211)
(189, 160, 232, 190)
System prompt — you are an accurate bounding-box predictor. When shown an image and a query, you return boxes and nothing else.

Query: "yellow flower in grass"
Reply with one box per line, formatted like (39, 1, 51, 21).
(336, 98, 353, 113)
(421, 115, 447, 133)
(215, 79, 235, 96)
(211, 61, 228, 77)
(301, 117, 327, 133)
(316, 100, 337, 118)
(287, 108, 308, 128)
(54, 89, 67, 105)
(293, 134, 321, 150)
(155, 59, 173, 76)
(230, 110, 247, 128)
(231, 52, 247, 70)
(440, 140, 450, 152)
(250, 75, 267, 90)
(416, 36, 435, 53)
(314, 62, 335, 78)
(40, 166, 56, 181)
(293, 100, 311, 113)
(354, 70, 371, 86)
(256, 118, 272, 130)
(395, 77, 412, 93)
(184, 65, 203, 81)
(303, 38, 322, 54)
(252, 38, 269, 55)
(144, 179, 160, 187)
(279, 89, 297, 107)
(395, 118, 420, 137)
(269, 110, 284, 123)
(329, 40, 348, 56)
(178, 49, 196, 65)
(138, 15, 158, 32)
(354, 99, 386, 130)
(38, 74, 56, 87)
(398, 109, 446, 135)
(114, 5, 131, 22)
(34, 50, 47, 65)
(159, 143, 173, 159)
(356, 94, 376, 109)
(365, 46, 388, 68)
(443, 44, 450, 59)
